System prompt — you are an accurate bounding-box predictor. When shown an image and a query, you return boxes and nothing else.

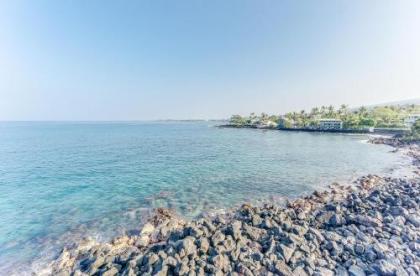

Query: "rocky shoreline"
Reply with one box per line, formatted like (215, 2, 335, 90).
(217, 124, 408, 135)
(369, 137, 419, 171)
(42, 142, 419, 276)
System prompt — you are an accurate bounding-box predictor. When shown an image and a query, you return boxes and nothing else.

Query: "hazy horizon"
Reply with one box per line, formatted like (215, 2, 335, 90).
(1, 1, 420, 120)
(0, 96, 419, 122)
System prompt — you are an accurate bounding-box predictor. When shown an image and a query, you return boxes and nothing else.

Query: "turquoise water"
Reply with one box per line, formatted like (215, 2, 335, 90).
(0, 122, 410, 273)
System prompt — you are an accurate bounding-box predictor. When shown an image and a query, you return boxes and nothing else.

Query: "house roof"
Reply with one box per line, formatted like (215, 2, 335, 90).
(318, 119, 342, 122)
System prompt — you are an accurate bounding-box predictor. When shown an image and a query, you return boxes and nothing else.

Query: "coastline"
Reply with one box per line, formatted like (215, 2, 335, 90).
(369, 137, 420, 174)
(40, 140, 420, 276)
(217, 124, 409, 136)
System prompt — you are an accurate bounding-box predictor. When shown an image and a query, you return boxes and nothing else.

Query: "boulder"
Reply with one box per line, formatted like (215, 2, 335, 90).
(348, 265, 365, 276)
(274, 260, 293, 276)
(278, 244, 294, 263)
(177, 236, 197, 257)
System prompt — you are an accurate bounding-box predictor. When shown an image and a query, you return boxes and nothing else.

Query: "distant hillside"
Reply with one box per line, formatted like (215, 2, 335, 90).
(367, 98, 420, 108)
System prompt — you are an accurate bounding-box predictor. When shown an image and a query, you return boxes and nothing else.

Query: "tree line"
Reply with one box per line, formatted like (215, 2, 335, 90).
(229, 104, 420, 129)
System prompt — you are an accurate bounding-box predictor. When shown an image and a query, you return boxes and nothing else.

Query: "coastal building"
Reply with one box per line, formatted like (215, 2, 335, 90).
(257, 120, 278, 129)
(319, 119, 343, 130)
(405, 114, 420, 126)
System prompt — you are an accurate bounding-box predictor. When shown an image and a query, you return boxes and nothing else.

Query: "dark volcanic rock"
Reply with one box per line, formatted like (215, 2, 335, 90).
(46, 144, 420, 276)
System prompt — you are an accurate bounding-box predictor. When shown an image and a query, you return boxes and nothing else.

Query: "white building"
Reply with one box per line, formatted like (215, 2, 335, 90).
(319, 119, 343, 130)
(404, 114, 420, 126)
(257, 120, 278, 129)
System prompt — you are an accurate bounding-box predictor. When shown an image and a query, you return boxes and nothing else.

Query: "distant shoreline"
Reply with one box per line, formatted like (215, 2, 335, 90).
(217, 124, 408, 135)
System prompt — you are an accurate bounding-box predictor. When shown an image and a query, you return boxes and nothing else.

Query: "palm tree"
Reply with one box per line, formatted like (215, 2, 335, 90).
(300, 110, 306, 117)
(320, 106, 327, 116)
(339, 104, 348, 114)
(327, 105, 335, 118)
(260, 112, 268, 123)
(299, 110, 307, 127)
(359, 106, 368, 117)
(310, 107, 319, 116)
(337, 104, 348, 119)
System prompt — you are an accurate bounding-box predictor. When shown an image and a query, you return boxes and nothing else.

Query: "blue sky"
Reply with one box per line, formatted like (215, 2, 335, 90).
(1, 1, 419, 120)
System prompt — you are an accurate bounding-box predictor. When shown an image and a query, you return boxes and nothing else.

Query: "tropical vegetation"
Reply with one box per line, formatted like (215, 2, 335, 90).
(402, 119, 420, 142)
(229, 104, 420, 130)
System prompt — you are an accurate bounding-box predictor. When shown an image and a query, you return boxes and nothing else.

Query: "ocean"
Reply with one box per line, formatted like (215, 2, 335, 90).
(0, 121, 411, 273)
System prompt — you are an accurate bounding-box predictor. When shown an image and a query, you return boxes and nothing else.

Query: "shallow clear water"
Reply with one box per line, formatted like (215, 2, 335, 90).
(0, 121, 411, 273)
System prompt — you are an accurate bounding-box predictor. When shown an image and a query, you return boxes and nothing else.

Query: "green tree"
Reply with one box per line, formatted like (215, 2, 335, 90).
(327, 105, 335, 118)
(359, 106, 368, 117)
(403, 119, 420, 141)
(268, 115, 279, 123)
(310, 107, 319, 116)
(343, 113, 360, 129)
(320, 106, 327, 116)
(412, 119, 420, 135)
(278, 117, 292, 128)
(372, 107, 401, 127)
(338, 104, 348, 116)
(229, 115, 246, 126)
(260, 112, 269, 123)
(359, 117, 375, 127)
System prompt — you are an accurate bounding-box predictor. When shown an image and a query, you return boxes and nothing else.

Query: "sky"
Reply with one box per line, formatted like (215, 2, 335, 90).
(0, 1, 419, 120)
